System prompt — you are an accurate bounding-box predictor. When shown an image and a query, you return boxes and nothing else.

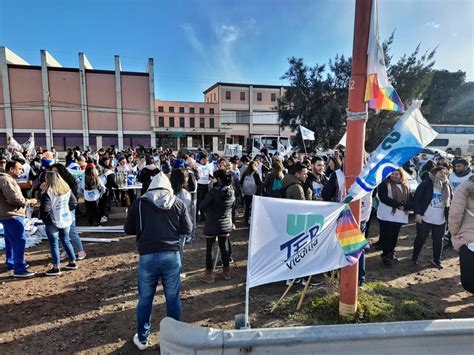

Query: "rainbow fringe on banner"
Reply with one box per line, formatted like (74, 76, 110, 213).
(336, 205, 368, 265)
(365, 74, 404, 112)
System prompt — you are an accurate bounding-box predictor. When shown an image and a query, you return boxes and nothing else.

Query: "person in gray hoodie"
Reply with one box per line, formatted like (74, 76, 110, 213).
(124, 172, 192, 351)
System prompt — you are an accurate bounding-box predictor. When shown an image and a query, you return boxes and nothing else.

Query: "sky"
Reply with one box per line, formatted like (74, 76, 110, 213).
(0, 0, 472, 102)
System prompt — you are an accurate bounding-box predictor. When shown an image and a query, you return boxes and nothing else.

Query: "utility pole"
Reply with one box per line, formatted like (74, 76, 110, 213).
(339, 0, 372, 316)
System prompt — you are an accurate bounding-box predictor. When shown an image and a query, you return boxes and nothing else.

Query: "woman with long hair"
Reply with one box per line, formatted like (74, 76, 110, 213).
(412, 166, 452, 269)
(40, 171, 78, 276)
(240, 161, 262, 224)
(51, 163, 86, 260)
(263, 161, 285, 198)
(199, 169, 236, 283)
(376, 168, 413, 267)
(82, 164, 106, 226)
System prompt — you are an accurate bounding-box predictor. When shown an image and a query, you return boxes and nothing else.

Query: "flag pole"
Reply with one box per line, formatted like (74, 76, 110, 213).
(299, 126, 308, 155)
(339, 0, 371, 316)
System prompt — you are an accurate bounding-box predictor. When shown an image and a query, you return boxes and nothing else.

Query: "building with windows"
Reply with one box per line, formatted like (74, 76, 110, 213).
(154, 100, 228, 152)
(203, 82, 293, 146)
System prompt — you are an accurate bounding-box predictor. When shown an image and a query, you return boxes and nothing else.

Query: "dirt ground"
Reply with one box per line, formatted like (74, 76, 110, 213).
(0, 208, 473, 354)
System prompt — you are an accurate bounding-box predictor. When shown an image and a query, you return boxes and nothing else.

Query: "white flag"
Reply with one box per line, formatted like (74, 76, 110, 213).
(247, 196, 348, 288)
(21, 133, 35, 159)
(346, 101, 437, 202)
(299, 125, 315, 141)
(7, 134, 22, 153)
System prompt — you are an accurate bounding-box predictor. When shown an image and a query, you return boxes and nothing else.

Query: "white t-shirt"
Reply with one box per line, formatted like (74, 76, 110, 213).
(450, 171, 472, 194)
(377, 183, 409, 224)
(422, 187, 445, 225)
(310, 180, 323, 200)
(196, 163, 213, 185)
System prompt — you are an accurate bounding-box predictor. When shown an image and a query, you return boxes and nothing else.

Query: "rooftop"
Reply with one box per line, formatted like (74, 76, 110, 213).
(203, 82, 286, 94)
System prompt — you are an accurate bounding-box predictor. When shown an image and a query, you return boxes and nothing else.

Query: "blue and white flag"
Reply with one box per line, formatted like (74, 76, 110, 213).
(346, 101, 437, 202)
(300, 125, 315, 141)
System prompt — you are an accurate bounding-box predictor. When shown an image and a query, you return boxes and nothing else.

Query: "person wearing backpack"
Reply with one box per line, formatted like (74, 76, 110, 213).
(263, 161, 285, 198)
(240, 161, 262, 225)
(39, 171, 78, 276)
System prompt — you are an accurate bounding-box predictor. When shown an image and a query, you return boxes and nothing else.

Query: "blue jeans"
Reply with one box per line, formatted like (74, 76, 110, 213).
(45, 224, 76, 266)
(358, 221, 367, 284)
(1, 217, 27, 273)
(68, 211, 84, 253)
(136, 251, 181, 343)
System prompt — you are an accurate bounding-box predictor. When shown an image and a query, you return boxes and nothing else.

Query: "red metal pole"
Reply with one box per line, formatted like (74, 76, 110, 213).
(339, 0, 372, 316)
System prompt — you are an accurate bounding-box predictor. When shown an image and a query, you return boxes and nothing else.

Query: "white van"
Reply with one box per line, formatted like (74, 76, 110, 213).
(246, 135, 293, 157)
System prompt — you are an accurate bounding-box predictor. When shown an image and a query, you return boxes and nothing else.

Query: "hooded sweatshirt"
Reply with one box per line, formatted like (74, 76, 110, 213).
(124, 172, 192, 255)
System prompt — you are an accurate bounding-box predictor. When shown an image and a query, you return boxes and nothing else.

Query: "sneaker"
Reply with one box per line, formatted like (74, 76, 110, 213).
(286, 278, 301, 286)
(12, 270, 35, 278)
(76, 251, 87, 260)
(60, 251, 68, 261)
(133, 334, 148, 351)
(46, 267, 62, 276)
(64, 262, 78, 270)
(100, 216, 108, 223)
(430, 260, 444, 270)
(302, 278, 323, 287)
(382, 256, 394, 268)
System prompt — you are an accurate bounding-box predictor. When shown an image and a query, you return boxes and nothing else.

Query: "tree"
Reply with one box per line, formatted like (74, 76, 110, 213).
(278, 34, 439, 151)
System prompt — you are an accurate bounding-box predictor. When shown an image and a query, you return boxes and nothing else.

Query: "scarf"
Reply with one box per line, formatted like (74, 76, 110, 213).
(388, 180, 410, 215)
(429, 173, 451, 207)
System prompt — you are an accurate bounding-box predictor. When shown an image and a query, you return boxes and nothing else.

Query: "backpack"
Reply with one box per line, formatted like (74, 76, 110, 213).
(242, 174, 257, 196)
(48, 191, 73, 229)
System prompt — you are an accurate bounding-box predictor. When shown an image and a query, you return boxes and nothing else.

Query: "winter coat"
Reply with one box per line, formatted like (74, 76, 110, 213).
(263, 171, 285, 198)
(449, 176, 474, 251)
(125, 172, 192, 255)
(39, 191, 77, 226)
(414, 179, 452, 219)
(0, 172, 28, 219)
(200, 184, 235, 236)
(282, 173, 308, 201)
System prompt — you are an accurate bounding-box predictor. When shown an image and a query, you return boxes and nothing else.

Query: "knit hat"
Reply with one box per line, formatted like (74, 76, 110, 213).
(453, 158, 469, 166)
(171, 158, 185, 169)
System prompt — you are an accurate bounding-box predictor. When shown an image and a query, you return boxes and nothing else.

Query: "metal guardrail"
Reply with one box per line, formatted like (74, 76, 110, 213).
(159, 317, 474, 354)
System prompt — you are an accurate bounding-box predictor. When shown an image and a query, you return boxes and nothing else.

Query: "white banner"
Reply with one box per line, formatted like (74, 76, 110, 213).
(247, 197, 348, 288)
(300, 125, 315, 141)
(346, 101, 438, 202)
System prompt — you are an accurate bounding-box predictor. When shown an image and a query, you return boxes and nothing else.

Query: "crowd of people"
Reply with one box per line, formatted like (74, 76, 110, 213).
(0, 144, 473, 350)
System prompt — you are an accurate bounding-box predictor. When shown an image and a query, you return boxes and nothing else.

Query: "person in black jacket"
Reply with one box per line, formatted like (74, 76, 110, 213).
(124, 172, 191, 351)
(137, 157, 159, 194)
(200, 169, 236, 283)
(39, 171, 78, 276)
(412, 166, 452, 269)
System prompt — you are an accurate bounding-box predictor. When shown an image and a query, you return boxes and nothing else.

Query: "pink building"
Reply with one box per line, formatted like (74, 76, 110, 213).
(0, 47, 155, 150)
(203, 82, 293, 146)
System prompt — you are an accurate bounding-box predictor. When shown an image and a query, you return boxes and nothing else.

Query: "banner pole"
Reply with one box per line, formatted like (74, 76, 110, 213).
(339, 0, 371, 316)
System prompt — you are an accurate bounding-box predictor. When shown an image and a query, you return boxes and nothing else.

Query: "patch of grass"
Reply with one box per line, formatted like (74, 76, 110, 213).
(264, 281, 440, 326)
(308, 282, 440, 324)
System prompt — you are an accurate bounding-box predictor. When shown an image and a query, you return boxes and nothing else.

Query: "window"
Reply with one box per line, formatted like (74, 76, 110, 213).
(180, 117, 185, 128)
(169, 106, 174, 113)
(240, 92, 245, 100)
(189, 107, 195, 114)
(428, 139, 449, 147)
(199, 107, 205, 114)
(257, 92, 262, 101)
(200, 117, 205, 128)
(225, 91, 231, 100)
(190, 117, 195, 128)
(271, 93, 277, 102)
(169, 117, 174, 127)
(210, 117, 215, 128)
(179, 107, 185, 113)
(158, 106, 164, 112)
(210, 108, 214, 114)
(213, 93, 216, 101)
(158, 117, 164, 127)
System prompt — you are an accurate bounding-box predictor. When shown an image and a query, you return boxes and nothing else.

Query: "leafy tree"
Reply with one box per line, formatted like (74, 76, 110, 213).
(278, 33, 439, 151)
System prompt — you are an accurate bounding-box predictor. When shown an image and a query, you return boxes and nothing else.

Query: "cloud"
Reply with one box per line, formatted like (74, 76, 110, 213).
(218, 25, 240, 42)
(425, 21, 440, 29)
(181, 24, 206, 56)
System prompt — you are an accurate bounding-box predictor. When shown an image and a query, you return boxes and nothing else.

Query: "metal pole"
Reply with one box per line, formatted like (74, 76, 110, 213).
(339, 0, 371, 316)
